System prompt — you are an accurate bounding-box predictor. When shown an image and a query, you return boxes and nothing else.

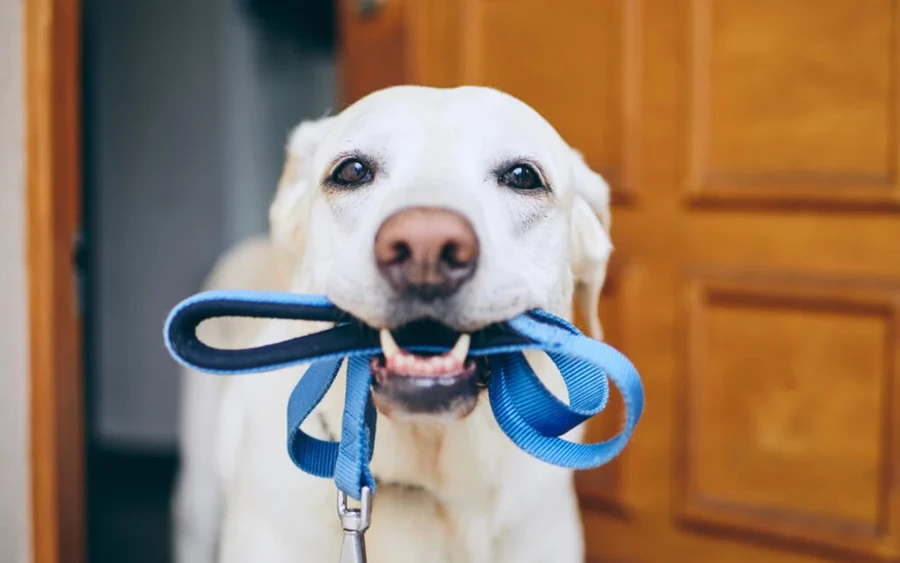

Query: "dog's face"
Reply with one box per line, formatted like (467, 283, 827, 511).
(270, 86, 612, 421)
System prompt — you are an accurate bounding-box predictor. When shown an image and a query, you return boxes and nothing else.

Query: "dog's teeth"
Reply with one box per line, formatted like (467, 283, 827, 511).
(380, 329, 400, 359)
(449, 334, 471, 364)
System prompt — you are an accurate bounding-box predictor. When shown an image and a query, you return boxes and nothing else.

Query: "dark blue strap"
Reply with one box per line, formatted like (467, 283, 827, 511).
(164, 290, 644, 500)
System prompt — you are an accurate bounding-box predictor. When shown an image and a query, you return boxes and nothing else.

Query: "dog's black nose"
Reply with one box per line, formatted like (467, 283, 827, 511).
(374, 207, 479, 301)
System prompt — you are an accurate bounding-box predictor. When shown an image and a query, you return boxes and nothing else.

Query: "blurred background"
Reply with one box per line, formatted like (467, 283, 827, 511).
(6, 1, 900, 563)
(81, 2, 336, 562)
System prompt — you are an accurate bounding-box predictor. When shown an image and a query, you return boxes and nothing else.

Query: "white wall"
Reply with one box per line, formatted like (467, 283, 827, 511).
(0, 0, 29, 561)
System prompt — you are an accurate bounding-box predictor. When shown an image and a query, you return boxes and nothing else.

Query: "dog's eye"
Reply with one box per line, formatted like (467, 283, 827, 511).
(499, 163, 544, 190)
(331, 159, 373, 186)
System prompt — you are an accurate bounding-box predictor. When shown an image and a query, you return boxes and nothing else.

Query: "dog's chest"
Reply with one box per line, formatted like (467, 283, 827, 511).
(363, 487, 492, 563)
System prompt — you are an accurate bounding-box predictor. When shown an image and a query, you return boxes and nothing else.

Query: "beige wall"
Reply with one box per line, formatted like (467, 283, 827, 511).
(0, 0, 29, 562)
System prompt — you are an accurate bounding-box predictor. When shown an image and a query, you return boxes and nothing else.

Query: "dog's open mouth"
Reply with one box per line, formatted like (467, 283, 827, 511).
(367, 320, 490, 419)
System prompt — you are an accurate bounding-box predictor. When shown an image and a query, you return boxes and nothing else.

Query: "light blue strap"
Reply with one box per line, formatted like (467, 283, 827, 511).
(335, 355, 378, 496)
(164, 290, 645, 500)
(492, 313, 644, 469)
(286, 358, 343, 477)
(285, 355, 379, 497)
(497, 352, 608, 437)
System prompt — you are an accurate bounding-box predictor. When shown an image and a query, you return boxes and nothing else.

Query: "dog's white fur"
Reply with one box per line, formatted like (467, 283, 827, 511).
(173, 85, 613, 563)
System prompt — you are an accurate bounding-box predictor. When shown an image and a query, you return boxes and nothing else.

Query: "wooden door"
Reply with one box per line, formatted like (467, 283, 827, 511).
(26, 1, 85, 563)
(339, 1, 900, 561)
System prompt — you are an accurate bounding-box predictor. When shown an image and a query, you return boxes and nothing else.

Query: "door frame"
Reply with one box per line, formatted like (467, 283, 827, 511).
(26, 1, 85, 563)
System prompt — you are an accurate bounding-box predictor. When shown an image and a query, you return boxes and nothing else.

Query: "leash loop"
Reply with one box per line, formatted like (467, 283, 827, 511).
(163, 290, 645, 501)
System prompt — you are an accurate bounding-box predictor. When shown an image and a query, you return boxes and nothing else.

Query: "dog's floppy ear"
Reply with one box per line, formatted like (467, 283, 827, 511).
(568, 150, 613, 340)
(269, 116, 335, 264)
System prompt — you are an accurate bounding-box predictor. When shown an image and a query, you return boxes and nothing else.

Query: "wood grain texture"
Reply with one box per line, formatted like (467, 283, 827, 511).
(459, 0, 643, 204)
(574, 257, 643, 519)
(338, 0, 411, 106)
(340, 1, 900, 560)
(678, 272, 900, 560)
(686, 0, 900, 209)
(26, 1, 85, 563)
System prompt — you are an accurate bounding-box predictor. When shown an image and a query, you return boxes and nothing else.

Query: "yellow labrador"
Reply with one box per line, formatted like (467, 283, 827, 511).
(173, 85, 613, 563)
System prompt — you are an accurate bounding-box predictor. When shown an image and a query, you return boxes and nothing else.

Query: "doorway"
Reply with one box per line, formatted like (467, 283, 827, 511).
(80, 2, 335, 562)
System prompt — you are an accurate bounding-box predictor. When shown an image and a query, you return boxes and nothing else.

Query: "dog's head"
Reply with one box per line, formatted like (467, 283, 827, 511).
(270, 86, 612, 421)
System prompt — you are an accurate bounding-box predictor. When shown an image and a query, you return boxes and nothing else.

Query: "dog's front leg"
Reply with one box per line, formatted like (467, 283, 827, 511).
(217, 475, 338, 563)
(215, 369, 341, 563)
(490, 471, 585, 563)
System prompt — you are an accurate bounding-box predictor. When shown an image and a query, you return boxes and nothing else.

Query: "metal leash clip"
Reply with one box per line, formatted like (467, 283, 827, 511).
(338, 486, 372, 563)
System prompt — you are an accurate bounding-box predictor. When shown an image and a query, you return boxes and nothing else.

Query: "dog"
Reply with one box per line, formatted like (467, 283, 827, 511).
(172, 85, 613, 563)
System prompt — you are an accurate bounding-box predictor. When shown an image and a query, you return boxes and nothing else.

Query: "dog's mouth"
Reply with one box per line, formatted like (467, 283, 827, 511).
(367, 320, 490, 420)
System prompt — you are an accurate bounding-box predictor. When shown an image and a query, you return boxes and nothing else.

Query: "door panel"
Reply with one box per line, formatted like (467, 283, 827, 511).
(679, 275, 900, 560)
(460, 0, 640, 202)
(337, 0, 410, 105)
(339, 0, 900, 560)
(686, 0, 900, 207)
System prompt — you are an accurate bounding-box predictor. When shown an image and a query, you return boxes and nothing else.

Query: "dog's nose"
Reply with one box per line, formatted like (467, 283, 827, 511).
(374, 207, 479, 300)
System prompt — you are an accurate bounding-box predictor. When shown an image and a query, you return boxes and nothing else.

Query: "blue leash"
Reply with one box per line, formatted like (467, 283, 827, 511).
(163, 289, 644, 501)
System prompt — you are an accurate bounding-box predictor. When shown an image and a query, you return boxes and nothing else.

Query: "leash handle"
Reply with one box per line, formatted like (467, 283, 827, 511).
(163, 289, 532, 375)
(163, 290, 645, 501)
(163, 290, 359, 375)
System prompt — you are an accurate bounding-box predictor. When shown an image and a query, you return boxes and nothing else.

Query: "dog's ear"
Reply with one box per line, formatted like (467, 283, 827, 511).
(269, 116, 335, 264)
(568, 150, 613, 340)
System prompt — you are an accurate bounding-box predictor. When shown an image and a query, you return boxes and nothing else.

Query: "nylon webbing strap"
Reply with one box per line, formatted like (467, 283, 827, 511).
(164, 289, 644, 500)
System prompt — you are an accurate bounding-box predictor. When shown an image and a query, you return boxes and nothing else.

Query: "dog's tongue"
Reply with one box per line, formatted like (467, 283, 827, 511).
(380, 329, 470, 378)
